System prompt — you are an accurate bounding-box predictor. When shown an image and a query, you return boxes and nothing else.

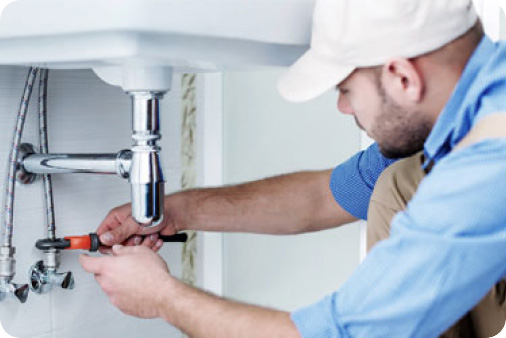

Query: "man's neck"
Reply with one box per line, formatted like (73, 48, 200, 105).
(417, 49, 476, 126)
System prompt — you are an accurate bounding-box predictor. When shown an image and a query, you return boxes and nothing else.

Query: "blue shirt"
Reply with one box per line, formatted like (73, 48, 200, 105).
(292, 36, 506, 337)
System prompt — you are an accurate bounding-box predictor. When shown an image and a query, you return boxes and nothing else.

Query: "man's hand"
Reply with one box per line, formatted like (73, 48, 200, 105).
(80, 245, 300, 338)
(97, 202, 179, 252)
(79, 245, 173, 319)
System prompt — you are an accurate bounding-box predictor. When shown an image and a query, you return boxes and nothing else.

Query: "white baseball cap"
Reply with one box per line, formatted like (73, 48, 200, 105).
(278, 0, 478, 102)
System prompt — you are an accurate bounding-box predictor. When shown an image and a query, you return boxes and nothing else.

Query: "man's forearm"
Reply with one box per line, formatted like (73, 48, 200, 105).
(159, 277, 300, 338)
(166, 170, 356, 235)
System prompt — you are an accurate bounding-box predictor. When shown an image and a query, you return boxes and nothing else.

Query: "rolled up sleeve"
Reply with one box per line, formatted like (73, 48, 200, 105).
(330, 143, 397, 220)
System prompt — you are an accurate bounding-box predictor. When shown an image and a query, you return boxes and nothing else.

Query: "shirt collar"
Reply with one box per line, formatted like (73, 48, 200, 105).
(423, 36, 496, 168)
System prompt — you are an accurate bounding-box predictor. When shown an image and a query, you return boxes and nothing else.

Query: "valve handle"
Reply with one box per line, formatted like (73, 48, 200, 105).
(0, 280, 30, 303)
(14, 283, 29, 303)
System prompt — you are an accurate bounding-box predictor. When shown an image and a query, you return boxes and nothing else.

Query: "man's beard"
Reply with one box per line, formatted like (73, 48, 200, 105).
(372, 82, 432, 159)
(375, 115, 431, 159)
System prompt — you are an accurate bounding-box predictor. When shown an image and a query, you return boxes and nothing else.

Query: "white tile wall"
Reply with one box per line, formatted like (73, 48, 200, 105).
(0, 67, 187, 338)
(222, 69, 362, 311)
(501, 6, 506, 38)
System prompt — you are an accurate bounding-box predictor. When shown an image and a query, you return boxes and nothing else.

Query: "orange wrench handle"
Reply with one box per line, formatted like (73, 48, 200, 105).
(64, 234, 100, 251)
(64, 235, 91, 250)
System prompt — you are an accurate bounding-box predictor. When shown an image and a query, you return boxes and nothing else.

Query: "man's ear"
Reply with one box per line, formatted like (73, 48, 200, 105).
(382, 58, 424, 104)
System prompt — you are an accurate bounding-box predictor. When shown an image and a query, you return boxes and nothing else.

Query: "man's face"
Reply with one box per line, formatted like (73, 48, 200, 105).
(337, 68, 432, 158)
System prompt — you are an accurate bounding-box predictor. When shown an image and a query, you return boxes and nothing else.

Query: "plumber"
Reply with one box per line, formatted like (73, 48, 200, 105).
(80, 0, 506, 336)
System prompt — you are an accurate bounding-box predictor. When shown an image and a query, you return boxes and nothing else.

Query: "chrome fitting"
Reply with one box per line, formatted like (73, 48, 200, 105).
(0, 279, 29, 303)
(16, 143, 38, 184)
(29, 257, 74, 294)
(117, 149, 132, 179)
(0, 246, 29, 303)
(43, 249, 60, 270)
(0, 246, 16, 279)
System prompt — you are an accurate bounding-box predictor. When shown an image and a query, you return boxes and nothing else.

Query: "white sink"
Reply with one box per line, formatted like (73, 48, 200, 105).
(0, 0, 314, 72)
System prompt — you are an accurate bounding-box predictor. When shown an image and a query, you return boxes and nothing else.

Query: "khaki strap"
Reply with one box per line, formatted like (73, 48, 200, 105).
(454, 113, 506, 151)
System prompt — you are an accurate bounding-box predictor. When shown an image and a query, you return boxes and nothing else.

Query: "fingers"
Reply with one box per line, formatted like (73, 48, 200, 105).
(111, 244, 130, 255)
(121, 234, 158, 249)
(79, 254, 107, 274)
(100, 234, 162, 254)
(97, 204, 131, 235)
(141, 233, 158, 248)
(153, 239, 164, 252)
(159, 226, 177, 236)
(99, 246, 112, 255)
(99, 235, 139, 254)
(137, 223, 166, 236)
(99, 216, 140, 246)
(111, 244, 150, 256)
(125, 236, 142, 247)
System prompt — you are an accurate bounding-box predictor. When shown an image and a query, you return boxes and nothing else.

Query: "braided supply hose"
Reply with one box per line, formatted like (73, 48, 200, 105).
(38, 69, 56, 240)
(3, 67, 39, 247)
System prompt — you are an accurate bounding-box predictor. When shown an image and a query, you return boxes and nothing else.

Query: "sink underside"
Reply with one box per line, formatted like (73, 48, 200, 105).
(0, 0, 314, 72)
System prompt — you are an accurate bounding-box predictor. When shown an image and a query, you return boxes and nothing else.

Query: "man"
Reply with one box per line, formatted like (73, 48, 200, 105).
(79, 0, 506, 336)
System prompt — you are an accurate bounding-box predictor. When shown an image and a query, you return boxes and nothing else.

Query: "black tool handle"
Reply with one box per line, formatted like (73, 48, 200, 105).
(93, 233, 188, 249)
(159, 233, 188, 243)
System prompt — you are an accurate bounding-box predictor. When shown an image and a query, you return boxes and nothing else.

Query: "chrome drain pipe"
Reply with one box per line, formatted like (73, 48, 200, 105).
(18, 91, 166, 227)
(20, 150, 132, 177)
(128, 91, 166, 227)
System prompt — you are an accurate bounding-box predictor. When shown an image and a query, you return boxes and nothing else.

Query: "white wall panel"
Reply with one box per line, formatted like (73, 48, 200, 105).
(501, 5, 506, 38)
(222, 69, 361, 311)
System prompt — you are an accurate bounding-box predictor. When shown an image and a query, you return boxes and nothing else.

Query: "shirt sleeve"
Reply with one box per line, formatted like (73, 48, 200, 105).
(293, 139, 506, 337)
(330, 143, 397, 220)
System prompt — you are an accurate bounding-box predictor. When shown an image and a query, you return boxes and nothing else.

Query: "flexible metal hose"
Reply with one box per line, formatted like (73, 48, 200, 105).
(3, 67, 39, 247)
(38, 69, 56, 241)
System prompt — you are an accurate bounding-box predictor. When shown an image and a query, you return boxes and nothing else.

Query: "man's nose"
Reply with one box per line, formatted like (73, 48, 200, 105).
(337, 95, 354, 115)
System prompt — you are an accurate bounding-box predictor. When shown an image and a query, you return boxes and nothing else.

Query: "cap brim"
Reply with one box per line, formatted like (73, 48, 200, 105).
(278, 50, 355, 103)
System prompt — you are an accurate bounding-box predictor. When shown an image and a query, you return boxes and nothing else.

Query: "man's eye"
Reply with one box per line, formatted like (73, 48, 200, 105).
(335, 85, 349, 95)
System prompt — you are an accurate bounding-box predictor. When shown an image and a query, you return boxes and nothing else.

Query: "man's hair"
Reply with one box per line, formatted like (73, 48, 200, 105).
(368, 20, 484, 80)
(422, 20, 484, 68)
